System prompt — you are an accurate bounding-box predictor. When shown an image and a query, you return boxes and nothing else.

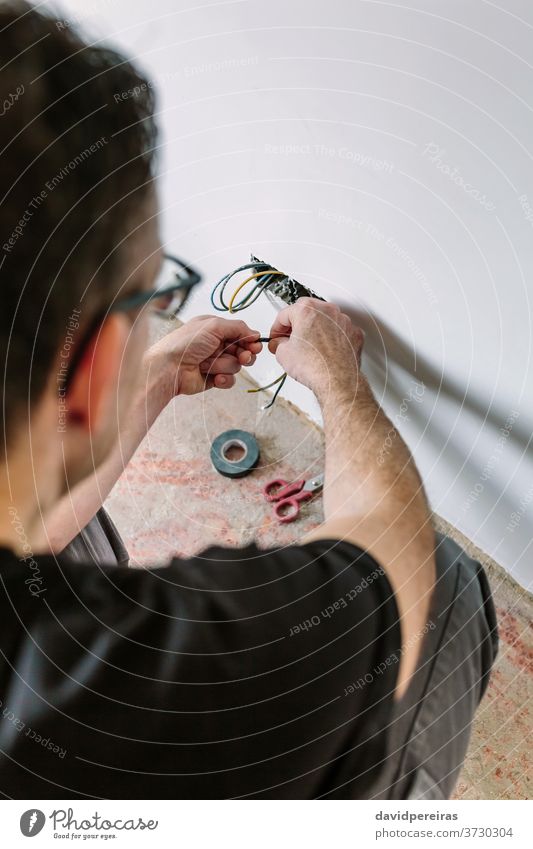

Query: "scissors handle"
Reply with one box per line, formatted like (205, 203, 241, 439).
(263, 478, 306, 502)
(273, 490, 314, 523)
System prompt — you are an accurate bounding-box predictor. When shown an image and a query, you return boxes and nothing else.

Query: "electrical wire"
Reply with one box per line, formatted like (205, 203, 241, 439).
(246, 372, 287, 408)
(246, 373, 285, 393)
(228, 270, 280, 313)
(211, 261, 290, 408)
(210, 261, 282, 313)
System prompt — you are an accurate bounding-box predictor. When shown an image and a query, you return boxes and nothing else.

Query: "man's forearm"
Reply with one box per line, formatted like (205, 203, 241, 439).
(319, 374, 429, 531)
(307, 372, 435, 698)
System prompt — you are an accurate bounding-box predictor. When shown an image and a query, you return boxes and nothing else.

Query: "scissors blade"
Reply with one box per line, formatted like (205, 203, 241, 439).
(302, 473, 324, 493)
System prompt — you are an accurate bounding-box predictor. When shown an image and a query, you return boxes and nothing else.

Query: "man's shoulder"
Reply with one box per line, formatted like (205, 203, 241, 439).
(0, 537, 390, 608)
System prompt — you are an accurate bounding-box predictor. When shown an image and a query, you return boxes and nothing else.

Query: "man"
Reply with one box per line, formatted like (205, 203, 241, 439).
(0, 3, 496, 799)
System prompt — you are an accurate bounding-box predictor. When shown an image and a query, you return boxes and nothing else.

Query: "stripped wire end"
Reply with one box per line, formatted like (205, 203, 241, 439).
(247, 373, 288, 410)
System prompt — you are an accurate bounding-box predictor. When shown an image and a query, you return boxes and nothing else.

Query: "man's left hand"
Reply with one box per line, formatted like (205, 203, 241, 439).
(142, 316, 263, 412)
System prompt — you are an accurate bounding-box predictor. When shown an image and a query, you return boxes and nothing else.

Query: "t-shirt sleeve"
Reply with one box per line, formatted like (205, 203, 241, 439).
(4, 539, 401, 799)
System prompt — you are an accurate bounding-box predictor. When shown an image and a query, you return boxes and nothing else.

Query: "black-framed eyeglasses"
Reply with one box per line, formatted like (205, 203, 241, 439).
(63, 253, 202, 392)
(111, 252, 202, 318)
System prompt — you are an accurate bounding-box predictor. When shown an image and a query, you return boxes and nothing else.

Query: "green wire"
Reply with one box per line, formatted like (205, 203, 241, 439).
(211, 264, 288, 405)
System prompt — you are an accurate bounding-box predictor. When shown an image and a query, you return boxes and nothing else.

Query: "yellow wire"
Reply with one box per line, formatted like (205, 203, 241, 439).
(226, 267, 288, 399)
(228, 269, 285, 313)
(247, 373, 286, 393)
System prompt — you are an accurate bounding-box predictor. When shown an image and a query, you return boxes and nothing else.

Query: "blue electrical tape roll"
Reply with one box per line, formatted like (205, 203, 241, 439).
(210, 429, 260, 478)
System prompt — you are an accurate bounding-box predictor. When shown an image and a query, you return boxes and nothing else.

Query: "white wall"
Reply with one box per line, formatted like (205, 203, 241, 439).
(49, 0, 533, 588)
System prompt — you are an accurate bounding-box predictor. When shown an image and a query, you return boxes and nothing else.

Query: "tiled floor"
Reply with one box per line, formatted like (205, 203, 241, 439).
(105, 322, 532, 800)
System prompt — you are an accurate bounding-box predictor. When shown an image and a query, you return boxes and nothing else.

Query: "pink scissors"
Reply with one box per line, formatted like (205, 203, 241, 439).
(263, 473, 324, 523)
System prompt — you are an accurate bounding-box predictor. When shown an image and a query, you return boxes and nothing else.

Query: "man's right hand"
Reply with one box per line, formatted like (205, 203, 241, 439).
(268, 298, 366, 401)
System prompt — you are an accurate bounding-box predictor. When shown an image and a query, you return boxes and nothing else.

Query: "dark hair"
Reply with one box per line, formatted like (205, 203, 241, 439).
(0, 1, 158, 447)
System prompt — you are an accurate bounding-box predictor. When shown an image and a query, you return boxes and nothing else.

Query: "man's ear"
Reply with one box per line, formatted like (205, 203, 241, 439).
(67, 313, 130, 432)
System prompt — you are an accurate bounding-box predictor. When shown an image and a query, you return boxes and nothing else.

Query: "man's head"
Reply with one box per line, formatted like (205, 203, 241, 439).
(0, 2, 161, 499)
